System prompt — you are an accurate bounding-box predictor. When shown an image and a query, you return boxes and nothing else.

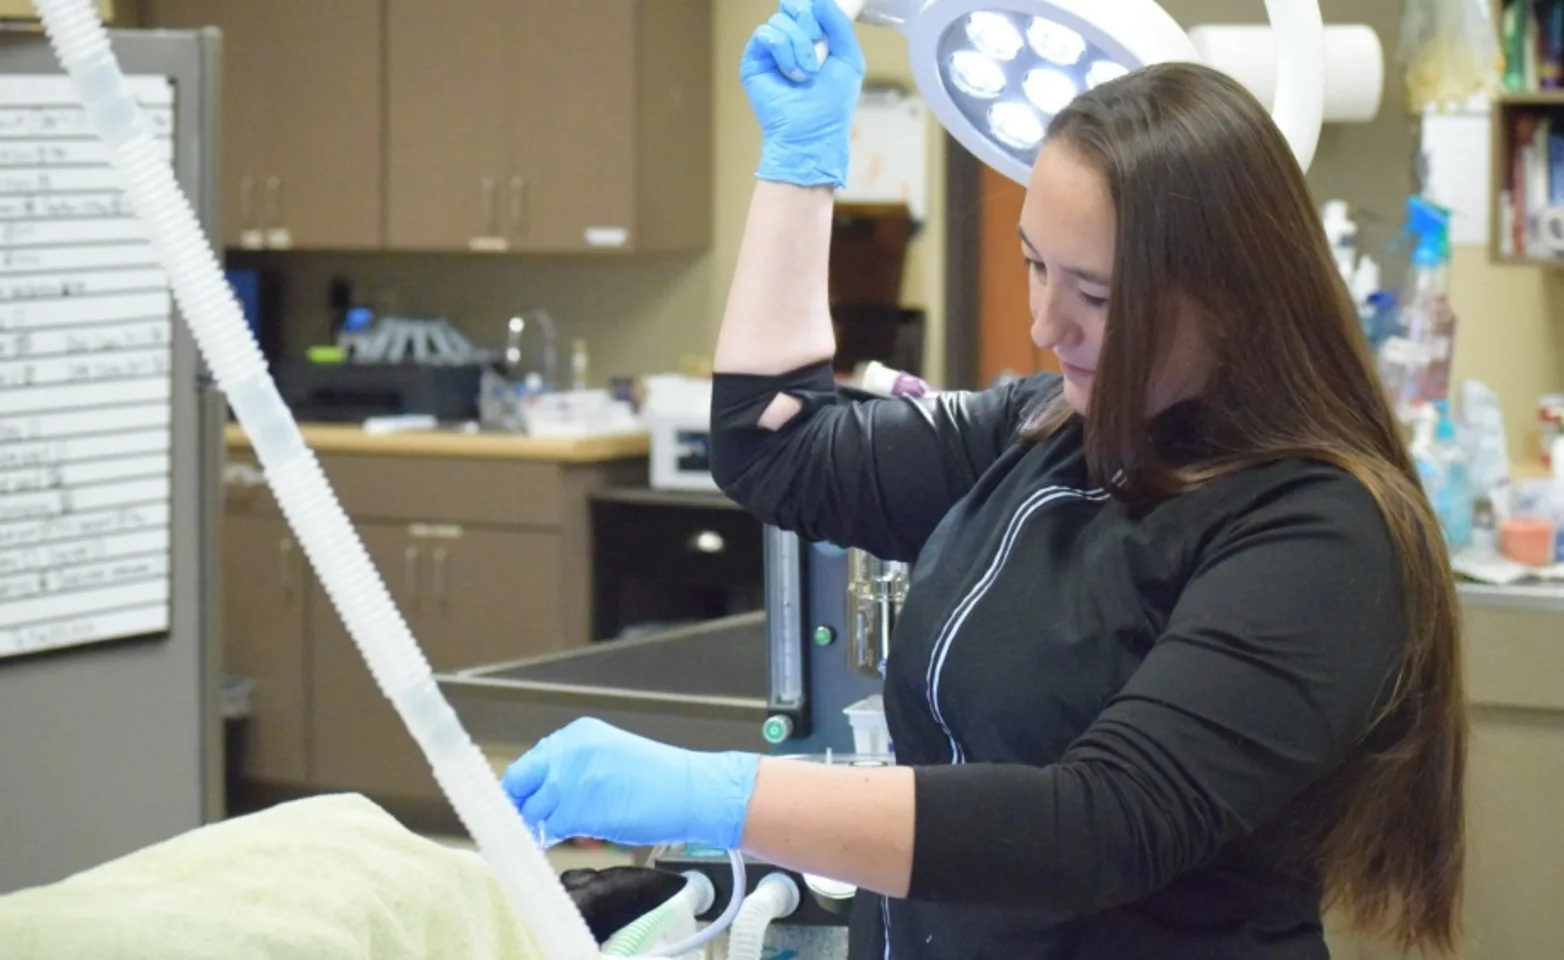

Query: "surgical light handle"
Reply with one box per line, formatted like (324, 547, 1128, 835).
(814, 0, 869, 65)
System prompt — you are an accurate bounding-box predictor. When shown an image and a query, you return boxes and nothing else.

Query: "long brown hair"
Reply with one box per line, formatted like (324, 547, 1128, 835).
(1023, 62, 1466, 953)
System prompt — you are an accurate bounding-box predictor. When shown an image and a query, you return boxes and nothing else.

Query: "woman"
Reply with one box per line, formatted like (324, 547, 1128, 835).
(503, 1, 1467, 956)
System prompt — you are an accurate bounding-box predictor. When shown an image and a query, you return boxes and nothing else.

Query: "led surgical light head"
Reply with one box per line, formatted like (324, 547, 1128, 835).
(837, 0, 1326, 184)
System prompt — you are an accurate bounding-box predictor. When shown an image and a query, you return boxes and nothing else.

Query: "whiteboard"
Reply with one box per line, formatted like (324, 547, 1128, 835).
(0, 75, 175, 660)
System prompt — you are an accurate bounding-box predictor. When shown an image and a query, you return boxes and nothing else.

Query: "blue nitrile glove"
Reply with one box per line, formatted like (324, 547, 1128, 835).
(742, 0, 866, 189)
(502, 717, 760, 850)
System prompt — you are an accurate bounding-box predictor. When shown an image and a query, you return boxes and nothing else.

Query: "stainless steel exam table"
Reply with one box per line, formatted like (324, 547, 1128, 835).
(437, 612, 773, 756)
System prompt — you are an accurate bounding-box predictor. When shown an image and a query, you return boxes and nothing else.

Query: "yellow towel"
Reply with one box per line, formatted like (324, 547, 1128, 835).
(0, 793, 543, 960)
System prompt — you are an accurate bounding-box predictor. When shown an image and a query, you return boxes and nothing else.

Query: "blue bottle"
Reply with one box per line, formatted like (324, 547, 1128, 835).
(1430, 400, 1473, 550)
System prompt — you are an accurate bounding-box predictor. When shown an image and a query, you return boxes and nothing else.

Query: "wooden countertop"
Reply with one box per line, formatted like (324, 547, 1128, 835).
(224, 422, 649, 463)
(1459, 581, 1564, 613)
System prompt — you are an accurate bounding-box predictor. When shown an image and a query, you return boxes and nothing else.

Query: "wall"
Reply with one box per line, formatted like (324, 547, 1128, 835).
(257, 2, 947, 384)
(1163, 0, 1419, 288)
(713, 2, 948, 379)
(1448, 248, 1564, 460)
(1169, 1, 1564, 457)
(1164, 0, 1562, 458)
(248, 250, 717, 384)
(665, 0, 1423, 390)
(230, 3, 1563, 435)
(959, 0, 1422, 387)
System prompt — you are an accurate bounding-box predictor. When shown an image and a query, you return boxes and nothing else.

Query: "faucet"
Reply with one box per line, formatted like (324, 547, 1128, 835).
(504, 309, 558, 392)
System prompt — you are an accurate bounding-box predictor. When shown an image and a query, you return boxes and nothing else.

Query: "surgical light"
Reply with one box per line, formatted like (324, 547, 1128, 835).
(1026, 17, 1087, 66)
(949, 49, 1008, 98)
(965, 11, 1024, 60)
(1085, 60, 1129, 90)
(836, 0, 1329, 185)
(988, 101, 1046, 150)
(1022, 66, 1078, 114)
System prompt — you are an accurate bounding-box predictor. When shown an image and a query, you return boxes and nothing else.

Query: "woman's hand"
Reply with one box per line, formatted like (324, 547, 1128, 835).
(501, 718, 760, 850)
(742, 0, 866, 188)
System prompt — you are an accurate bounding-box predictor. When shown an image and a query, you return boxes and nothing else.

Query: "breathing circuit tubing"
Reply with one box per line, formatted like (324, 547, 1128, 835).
(29, 1, 746, 956)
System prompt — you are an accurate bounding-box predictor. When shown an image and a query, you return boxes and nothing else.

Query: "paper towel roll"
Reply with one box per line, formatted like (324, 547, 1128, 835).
(1187, 24, 1383, 123)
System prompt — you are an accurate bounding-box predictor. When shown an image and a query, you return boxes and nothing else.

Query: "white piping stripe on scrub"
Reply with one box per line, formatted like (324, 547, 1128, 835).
(924, 485, 1109, 764)
(886, 484, 1107, 959)
(882, 896, 892, 960)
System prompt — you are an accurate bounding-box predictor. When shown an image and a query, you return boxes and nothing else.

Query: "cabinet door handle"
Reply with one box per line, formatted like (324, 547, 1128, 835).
(264, 175, 282, 227)
(239, 175, 255, 229)
(481, 176, 498, 235)
(431, 546, 448, 602)
(277, 537, 296, 593)
(223, 461, 265, 489)
(509, 175, 527, 233)
(403, 545, 420, 599)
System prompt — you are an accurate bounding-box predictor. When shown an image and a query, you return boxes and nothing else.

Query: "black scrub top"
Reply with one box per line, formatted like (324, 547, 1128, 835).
(709, 362, 1406, 960)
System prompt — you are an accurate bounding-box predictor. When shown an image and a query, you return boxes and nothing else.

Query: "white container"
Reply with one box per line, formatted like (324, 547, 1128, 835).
(843, 694, 891, 758)
(522, 388, 642, 440)
(642, 374, 720, 492)
(646, 414, 719, 492)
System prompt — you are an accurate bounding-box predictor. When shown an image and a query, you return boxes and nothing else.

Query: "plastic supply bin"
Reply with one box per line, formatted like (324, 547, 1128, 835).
(843, 694, 891, 758)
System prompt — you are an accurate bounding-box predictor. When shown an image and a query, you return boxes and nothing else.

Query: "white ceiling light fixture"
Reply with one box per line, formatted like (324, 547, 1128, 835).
(830, 0, 1327, 185)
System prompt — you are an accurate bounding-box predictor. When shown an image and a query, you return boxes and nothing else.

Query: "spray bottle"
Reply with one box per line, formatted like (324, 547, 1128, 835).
(1376, 197, 1455, 421)
(1321, 199, 1359, 284)
(1410, 401, 1471, 551)
(1348, 254, 1383, 348)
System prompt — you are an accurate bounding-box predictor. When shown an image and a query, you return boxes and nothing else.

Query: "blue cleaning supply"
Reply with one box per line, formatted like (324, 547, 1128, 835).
(1376, 198, 1454, 420)
(1429, 400, 1474, 550)
(1411, 403, 1442, 503)
(1362, 290, 1397, 353)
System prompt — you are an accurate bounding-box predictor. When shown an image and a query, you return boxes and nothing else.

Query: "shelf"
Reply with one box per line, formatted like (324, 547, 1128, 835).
(1492, 254, 1564, 270)
(1496, 91, 1564, 106)
(1486, 82, 1564, 267)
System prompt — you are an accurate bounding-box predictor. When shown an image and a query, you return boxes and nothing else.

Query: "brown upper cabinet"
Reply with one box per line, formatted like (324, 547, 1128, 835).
(141, 0, 385, 250)
(141, 0, 713, 254)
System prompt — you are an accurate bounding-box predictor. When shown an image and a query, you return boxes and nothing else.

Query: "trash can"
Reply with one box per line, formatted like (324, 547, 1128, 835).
(221, 676, 254, 815)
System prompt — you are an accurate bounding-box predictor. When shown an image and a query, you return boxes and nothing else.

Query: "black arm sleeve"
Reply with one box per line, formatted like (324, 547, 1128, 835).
(904, 470, 1406, 912)
(710, 362, 1060, 561)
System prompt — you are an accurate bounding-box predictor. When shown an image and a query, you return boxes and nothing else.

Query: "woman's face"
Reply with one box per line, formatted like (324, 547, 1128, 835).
(1019, 141, 1114, 415)
(1019, 141, 1208, 416)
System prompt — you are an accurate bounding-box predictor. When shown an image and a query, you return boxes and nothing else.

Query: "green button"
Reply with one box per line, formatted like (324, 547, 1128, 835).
(762, 715, 793, 744)
(812, 625, 836, 647)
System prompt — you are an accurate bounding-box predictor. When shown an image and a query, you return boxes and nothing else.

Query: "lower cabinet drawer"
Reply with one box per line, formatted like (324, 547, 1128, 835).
(322, 454, 564, 528)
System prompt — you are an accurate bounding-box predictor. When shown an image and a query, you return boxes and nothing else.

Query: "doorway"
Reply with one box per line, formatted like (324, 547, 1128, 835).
(943, 143, 1059, 389)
